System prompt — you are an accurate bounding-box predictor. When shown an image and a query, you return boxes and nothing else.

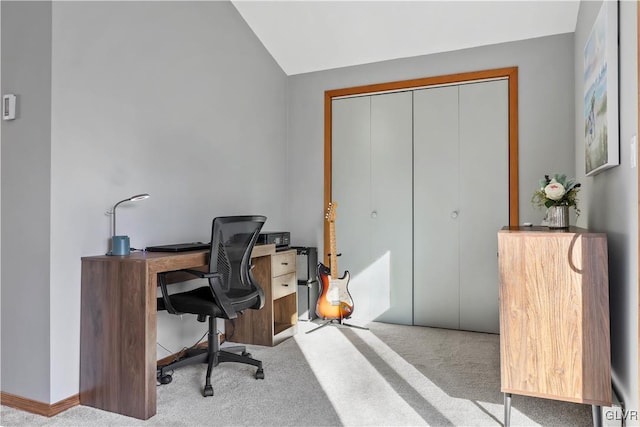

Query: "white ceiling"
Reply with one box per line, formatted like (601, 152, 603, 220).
(231, 0, 580, 76)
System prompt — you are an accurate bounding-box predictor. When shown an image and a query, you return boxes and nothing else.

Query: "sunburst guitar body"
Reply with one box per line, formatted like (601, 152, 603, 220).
(316, 263, 354, 320)
(315, 202, 355, 320)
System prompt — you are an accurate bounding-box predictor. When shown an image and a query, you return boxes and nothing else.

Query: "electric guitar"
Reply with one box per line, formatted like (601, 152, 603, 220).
(315, 202, 355, 320)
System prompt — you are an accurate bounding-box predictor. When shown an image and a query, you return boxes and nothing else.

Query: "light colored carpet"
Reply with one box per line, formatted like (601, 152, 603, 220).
(1, 321, 594, 426)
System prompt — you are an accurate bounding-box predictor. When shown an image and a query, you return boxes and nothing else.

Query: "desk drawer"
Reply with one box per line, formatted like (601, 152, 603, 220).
(271, 251, 296, 277)
(272, 272, 296, 299)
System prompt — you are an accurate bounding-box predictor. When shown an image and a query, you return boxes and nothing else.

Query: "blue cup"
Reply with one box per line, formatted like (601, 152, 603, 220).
(111, 235, 130, 256)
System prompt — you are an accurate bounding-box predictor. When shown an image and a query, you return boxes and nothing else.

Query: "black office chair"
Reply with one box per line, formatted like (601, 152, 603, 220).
(156, 215, 267, 397)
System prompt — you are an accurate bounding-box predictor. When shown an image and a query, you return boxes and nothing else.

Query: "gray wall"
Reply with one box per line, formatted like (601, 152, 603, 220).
(1, 1, 52, 403)
(2, 0, 288, 403)
(49, 1, 287, 401)
(287, 33, 576, 250)
(574, 0, 638, 414)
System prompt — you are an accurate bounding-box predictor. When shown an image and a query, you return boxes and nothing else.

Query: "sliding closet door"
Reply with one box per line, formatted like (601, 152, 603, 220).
(369, 92, 413, 324)
(413, 85, 460, 329)
(413, 80, 508, 333)
(458, 80, 508, 333)
(332, 96, 371, 321)
(332, 91, 413, 325)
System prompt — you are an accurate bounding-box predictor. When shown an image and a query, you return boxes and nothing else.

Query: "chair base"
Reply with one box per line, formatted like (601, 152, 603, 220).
(157, 317, 264, 396)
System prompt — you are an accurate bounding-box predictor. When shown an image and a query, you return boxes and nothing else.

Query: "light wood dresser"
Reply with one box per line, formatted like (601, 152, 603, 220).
(225, 248, 297, 346)
(497, 226, 611, 427)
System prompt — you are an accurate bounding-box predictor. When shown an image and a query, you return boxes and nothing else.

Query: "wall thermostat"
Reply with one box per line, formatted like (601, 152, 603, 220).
(3, 94, 16, 120)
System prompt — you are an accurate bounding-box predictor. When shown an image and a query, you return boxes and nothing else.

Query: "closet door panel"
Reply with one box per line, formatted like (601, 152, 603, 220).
(369, 91, 413, 324)
(458, 80, 509, 333)
(332, 97, 372, 319)
(413, 86, 460, 329)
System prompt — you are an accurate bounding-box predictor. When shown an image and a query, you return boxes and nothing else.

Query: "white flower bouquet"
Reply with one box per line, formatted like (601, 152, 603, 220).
(531, 174, 581, 216)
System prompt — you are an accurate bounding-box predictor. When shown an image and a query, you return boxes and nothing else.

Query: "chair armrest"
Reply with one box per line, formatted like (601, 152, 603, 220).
(181, 270, 236, 317)
(158, 269, 224, 315)
(158, 271, 180, 315)
(158, 269, 237, 319)
(181, 269, 220, 279)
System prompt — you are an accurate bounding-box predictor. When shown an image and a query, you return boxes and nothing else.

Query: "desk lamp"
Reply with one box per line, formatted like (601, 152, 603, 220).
(110, 193, 150, 255)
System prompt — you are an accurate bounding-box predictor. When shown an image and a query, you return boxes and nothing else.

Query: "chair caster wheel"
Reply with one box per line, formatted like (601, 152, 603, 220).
(255, 368, 265, 380)
(242, 351, 251, 358)
(203, 385, 214, 397)
(159, 374, 172, 385)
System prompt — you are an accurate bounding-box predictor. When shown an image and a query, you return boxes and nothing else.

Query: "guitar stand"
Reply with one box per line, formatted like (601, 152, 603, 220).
(305, 317, 369, 334)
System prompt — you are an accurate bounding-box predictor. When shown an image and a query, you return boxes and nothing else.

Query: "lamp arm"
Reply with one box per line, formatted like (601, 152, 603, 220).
(111, 198, 129, 237)
(110, 194, 150, 238)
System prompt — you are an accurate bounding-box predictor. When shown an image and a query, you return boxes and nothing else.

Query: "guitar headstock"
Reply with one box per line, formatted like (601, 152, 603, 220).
(325, 201, 338, 223)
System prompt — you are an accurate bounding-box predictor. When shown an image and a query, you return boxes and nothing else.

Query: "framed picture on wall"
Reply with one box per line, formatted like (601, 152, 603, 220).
(583, 0, 619, 176)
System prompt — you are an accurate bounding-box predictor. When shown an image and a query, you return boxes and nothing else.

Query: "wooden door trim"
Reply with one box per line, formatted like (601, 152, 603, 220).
(324, 67, 519, 264)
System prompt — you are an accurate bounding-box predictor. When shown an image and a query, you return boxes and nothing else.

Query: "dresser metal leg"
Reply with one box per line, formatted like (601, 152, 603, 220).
(504, 393, 512, 427)
(592, 405, 602, 427)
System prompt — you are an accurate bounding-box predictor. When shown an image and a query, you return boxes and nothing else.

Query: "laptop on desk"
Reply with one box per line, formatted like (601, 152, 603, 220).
(145, 242, 210, 252)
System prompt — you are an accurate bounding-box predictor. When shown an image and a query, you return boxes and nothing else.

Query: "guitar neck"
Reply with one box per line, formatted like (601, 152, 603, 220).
(329, 221, 338, 277)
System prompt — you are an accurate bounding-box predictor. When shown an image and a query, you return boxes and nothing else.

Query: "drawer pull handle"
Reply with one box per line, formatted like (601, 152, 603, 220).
(281, 283, 289, 287)
(281, 262, 289, 265)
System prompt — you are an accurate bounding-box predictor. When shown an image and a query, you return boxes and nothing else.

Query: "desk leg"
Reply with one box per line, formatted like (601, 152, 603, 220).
(592, 405, 602, 427)
(504, 393, 512, 427)
(80, 259, 156, 420)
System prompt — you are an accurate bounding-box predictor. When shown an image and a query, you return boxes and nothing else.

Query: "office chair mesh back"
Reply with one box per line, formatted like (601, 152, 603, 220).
(214, 239, 232, 290)
(209, 216, 266, 307)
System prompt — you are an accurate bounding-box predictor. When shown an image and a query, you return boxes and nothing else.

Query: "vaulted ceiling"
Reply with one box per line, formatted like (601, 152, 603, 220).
(232, 1, 580, 76)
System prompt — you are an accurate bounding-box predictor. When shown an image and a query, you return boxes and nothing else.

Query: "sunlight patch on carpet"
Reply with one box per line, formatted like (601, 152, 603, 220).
(295, 321, 538, 426)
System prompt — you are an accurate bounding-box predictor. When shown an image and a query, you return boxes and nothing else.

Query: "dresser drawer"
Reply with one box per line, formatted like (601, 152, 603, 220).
(271, 250, 296, 277)
(272, 272, 296, 299)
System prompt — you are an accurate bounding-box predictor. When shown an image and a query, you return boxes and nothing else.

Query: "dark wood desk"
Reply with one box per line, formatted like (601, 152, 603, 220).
(79, 244, 276, 420)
